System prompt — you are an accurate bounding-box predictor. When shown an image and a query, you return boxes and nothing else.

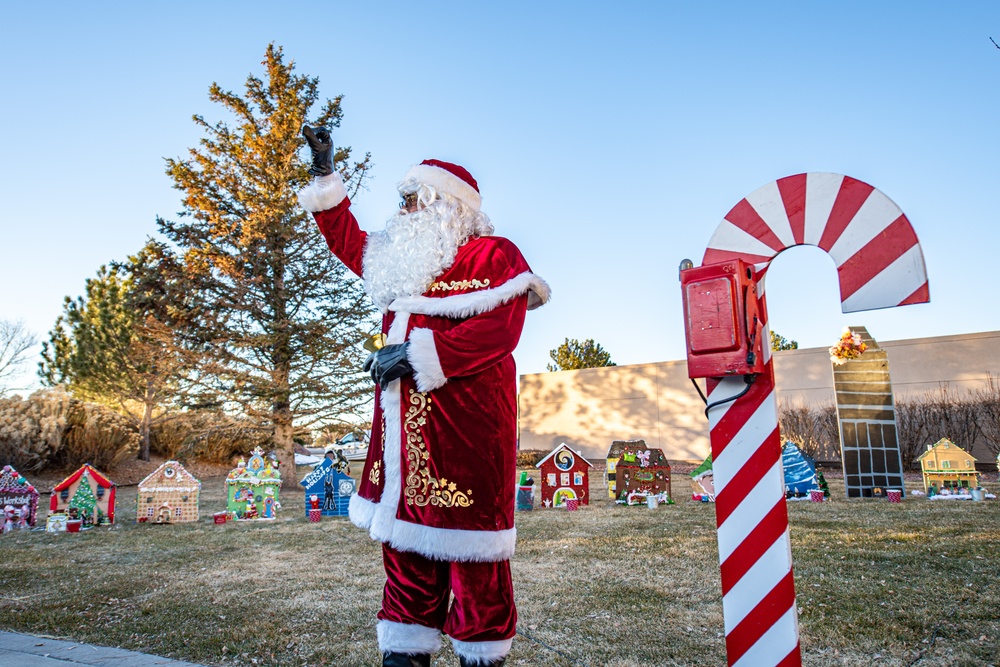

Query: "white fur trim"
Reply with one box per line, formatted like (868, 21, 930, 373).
(348, 492, 377, 526)
(390, 521, 515, 562)
(451, 637, 514, 663)
(369, 328, 407, 541)
(386, 312, 410, 346)
(377, 619, 442, 654)
(351, 493, 517, 561)
(405, 163, 482, 212)
(407, 328, 447, 392)
(388, 272, 550, 319)
(297, 173, 348, 213)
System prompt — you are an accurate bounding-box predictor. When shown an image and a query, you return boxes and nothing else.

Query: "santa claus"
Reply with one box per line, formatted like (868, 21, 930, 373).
(298, 127, 549, 667)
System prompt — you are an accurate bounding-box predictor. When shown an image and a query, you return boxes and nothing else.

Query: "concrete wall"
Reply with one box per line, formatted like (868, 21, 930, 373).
(518, 330, 1000, 464)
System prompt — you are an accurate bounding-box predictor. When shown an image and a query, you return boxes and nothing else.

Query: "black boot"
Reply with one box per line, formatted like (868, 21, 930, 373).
(458, 657, 505, 667)
(382, 652, 431, 667)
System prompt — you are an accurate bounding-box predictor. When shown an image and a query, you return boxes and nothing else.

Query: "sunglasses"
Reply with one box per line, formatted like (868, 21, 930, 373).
(399, 192, 419, 210)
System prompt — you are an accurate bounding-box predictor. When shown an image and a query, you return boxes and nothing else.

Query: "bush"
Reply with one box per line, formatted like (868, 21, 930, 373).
(57, 400, 138, 470)
(0, 387, 137, 471)
(150, 411, 271, 463)
(780, 381, 1000, 470)
(0, 387, 73, 471)
(777, 403, 839, 461)
(516, 449, 546, 467)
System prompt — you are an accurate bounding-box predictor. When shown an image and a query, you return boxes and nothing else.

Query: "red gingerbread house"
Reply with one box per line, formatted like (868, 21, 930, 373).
(50, 464, 116, 526)
(535, 443, 594, 508)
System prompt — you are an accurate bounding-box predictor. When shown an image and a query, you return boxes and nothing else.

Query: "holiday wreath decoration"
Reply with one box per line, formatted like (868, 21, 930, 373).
(829, 327, 868, 365)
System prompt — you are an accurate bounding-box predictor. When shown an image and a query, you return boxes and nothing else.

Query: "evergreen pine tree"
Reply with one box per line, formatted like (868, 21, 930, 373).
(157, 44, 377, 485)
(547, 338, 616, 371)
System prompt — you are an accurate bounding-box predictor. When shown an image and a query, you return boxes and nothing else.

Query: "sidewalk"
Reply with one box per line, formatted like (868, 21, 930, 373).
(0, 631, 208, 667)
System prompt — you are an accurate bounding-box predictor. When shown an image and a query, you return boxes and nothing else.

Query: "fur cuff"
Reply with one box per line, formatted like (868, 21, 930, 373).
(407, 328, 447, 392)
(377, 620, 442, 654)
(348, 493, 377, 529)
(297, 173, 348, 212)
(450, 638, 514, 663)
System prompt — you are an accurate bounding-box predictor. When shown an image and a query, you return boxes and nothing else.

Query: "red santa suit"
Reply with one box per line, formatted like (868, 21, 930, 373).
(298, 162, 548, 664)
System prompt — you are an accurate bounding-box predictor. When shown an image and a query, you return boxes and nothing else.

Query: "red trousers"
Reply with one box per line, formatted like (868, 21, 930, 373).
(376, 544, 516, 659)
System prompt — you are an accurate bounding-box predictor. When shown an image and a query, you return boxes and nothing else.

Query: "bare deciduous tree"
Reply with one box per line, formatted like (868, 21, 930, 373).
(0, 319, 37, 395)
(895, 397, 933, 470)
(924, 384, 981, 452)
(896, 384, 985, 468)
(972, 372, 1000, 458)
(778, 401, 840, 461)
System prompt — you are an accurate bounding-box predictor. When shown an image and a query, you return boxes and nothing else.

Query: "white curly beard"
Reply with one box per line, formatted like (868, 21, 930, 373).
(363, 200, 478, 312)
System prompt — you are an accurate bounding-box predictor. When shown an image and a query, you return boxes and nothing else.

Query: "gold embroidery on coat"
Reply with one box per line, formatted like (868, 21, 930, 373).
(370, 421, 386, 486)
(429, 278, 491, 292)
(403, 389, 474, 508)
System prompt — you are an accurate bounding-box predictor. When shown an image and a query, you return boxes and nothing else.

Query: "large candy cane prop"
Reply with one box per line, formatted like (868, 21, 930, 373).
(688, 173, 928, 666)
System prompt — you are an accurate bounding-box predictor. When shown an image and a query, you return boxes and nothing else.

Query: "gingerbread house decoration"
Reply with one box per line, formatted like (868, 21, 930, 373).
(536, 443, 593, 508)
(0, 465, 39, 530)
(606, 440, 647, 498)
(136, 461, 201, 523)
(300, 448, 355, 517)
(917, 438, 979, 495)
(614, 446, 671, 505)
(226, 446, 281, 520)
(50, 464, 116, 526)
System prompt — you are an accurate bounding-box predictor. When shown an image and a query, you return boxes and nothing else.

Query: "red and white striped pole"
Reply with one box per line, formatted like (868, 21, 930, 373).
(685, 173, 929, 666)
(706, 267, 800, 666)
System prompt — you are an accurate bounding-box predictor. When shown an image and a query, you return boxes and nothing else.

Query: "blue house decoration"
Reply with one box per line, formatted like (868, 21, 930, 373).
(781, 441, 821, 500)
(300, 448, 355, 517)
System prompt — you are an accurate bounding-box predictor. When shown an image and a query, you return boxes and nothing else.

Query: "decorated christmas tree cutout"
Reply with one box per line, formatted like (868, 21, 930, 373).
(69, 472, 98, 526)
(816, 471, 830, 498)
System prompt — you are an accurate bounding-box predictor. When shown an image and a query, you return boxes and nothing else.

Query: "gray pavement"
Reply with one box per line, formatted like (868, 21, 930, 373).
(0, 631, 208, 667)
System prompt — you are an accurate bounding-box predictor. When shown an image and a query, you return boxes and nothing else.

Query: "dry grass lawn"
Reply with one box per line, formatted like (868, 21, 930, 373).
(1, 464, 998, 667)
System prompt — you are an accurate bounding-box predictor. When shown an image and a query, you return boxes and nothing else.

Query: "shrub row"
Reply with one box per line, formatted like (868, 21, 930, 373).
(150, 412, 271, 463)
(779, 380, 1000, 469)
(0, 388, 273, 471)
(0, 387, 137, 471)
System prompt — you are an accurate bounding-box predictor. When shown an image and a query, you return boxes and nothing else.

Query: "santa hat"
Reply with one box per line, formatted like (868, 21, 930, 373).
(403, 159, 482, 212)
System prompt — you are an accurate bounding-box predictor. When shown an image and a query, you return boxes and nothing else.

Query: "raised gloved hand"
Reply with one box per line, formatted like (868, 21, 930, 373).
(301, 125, 333, 177)
(362, 342, 413, 390)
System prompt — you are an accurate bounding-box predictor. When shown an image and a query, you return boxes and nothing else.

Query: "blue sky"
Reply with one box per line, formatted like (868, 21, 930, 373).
(2, 2, 999, 390)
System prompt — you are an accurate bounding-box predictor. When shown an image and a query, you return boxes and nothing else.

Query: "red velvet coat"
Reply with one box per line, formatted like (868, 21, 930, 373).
(299, 174, 549, 562)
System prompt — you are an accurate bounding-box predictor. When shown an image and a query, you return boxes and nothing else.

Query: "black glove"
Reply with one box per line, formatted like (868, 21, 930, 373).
(302, 125, 333, 177)
(362, 342, 413, 390)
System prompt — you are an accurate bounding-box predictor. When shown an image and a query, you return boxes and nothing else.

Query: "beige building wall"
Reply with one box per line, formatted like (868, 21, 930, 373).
(518, 330, 1000, 464)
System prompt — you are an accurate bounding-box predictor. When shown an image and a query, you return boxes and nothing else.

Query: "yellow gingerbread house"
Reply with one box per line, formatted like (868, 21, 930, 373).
(917, 438, 979, 494)
(136, 461, 201, 523)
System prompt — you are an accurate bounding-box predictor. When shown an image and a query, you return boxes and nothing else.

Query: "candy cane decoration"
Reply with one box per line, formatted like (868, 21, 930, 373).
(704, 173, 928, 310)
(692, 173, 928, 666)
